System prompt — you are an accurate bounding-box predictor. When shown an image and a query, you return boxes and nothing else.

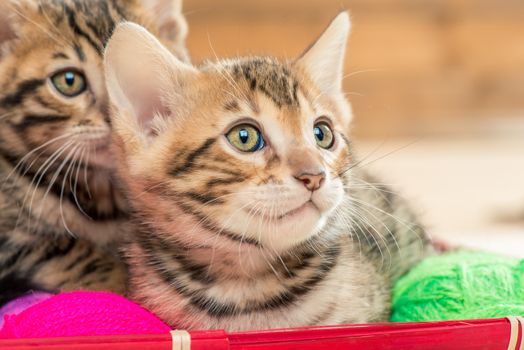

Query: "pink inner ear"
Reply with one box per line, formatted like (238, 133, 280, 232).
(0, 11, 17, 50)
(134, 89, 171, 136)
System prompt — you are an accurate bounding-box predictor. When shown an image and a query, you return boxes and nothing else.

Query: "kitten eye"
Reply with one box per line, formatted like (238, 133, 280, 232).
(226, 124, 265, 152)
(51, 70, 87, 97)
(313, 122, 334, 149)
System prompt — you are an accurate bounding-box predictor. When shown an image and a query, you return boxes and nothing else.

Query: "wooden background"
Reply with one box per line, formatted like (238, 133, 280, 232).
(183, 0, 524, 138)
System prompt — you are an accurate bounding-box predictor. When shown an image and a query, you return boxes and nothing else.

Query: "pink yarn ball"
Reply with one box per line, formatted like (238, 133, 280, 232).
(0, 291, 170, 338)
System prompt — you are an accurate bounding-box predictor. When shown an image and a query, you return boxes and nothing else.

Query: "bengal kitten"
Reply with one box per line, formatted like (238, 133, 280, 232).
(105, 13, 432, 331)
(0, 0, 188, 305)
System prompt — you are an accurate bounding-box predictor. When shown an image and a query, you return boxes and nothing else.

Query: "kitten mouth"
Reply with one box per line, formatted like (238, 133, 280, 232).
(278, 201, 317, 220)
(249, 200, 318, 221)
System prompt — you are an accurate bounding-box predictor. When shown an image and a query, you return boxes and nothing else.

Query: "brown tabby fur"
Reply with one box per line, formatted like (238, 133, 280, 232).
(105, 14, 432, 331)
(0, 0, 187, 304)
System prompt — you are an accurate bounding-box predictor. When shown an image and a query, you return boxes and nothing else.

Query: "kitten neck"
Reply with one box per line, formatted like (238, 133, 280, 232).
(135, 214, 338, 281)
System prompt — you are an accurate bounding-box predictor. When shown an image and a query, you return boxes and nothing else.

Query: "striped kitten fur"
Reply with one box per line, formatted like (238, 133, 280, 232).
(105, 13, 432, 331)
(0, 0, 188, 304)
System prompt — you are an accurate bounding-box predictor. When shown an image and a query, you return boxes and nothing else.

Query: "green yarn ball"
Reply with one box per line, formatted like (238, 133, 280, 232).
(391, 251, 524, 322)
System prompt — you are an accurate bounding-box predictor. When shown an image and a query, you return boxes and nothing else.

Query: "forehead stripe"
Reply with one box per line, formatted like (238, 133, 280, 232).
(230, 59, 300, 108)
(64, 5, 103, 54)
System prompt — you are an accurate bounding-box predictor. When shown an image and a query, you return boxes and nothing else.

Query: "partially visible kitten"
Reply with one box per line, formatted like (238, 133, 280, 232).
(105, 13, 432, 331)
(0, 0, 188, 304)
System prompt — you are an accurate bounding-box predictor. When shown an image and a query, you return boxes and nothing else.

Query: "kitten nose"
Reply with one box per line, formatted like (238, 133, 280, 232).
(294, 171, 326, 191)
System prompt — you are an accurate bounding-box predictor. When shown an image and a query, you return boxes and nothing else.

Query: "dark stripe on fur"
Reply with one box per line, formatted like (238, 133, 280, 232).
(52, 52, 69, 59)
(30, 238, 77, 269)
(170, 138, 216, 177)
(109, 0, 129, 21)
(13, 114, 71, 132)
(134, 183, 261, 247)
(182, 191, 225, 205)
(139, 235, 216, 285)
(171, 199, 261, 247)
(231, 58, 299, 108)
(74, 44, 86, 61)
(144, 241, 341, 317)
(63, 245, 93, 271)
(65, 5, 103, 53)
(0, 79, 45, 108)
(206, 176, 245, 188)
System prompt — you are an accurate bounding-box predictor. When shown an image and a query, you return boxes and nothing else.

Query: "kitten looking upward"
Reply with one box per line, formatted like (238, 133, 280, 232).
(105, 13, 432, 331)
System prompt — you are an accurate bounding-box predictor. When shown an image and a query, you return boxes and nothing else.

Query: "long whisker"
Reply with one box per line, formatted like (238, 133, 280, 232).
(338, 139, 389, 177)
(204, 198, 259, 276)
(70, 146, 91, 219)
(334, 206, 363, 260)
(345, 203, 395, 271)
(18, 139, 75, 230)
(343, 68, 384, 80)
(269, 195, 292, 278)
(59, 144, 84, 237)
(251, 201, 283, 280)
(343, 203, 388, 270)
(349, 196, 429, 247)
(342, 139, 422, 176)
(83, 146, 92, 199)
(236, 199, 263, 278)
(206, 34, 251, 106)
(1, 133, 72, 189)
(34, 142, 80, 226)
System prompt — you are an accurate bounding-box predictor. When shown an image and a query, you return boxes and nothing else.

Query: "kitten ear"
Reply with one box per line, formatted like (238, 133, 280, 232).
(141, 0, 188, 60)
(296, 12, 350, 95)
(104, 22, 197, 139)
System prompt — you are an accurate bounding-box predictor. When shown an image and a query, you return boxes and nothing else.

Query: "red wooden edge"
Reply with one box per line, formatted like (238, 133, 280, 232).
(0, 318, 516, 350)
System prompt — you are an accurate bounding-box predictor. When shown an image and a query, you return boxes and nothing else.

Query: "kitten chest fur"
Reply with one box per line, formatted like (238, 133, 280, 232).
(126, 232, 389, 331)
(122, 178, 393, 331)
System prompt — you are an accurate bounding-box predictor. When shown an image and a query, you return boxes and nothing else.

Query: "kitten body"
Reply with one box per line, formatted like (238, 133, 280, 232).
(105, 14, 432, 331)
(0, 0, 188, 302)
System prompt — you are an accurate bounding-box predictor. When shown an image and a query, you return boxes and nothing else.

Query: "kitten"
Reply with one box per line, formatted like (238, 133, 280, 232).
(105, 13, 432, 331)
(0, 0, 188, 305)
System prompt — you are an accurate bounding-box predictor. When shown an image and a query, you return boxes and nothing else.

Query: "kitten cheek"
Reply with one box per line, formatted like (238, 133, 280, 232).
(313, 181, 345, 213)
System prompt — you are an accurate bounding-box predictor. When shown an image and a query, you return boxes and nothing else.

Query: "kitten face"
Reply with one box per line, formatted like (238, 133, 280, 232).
(106, 14, 353, 251)
(0, 0, 188, 170)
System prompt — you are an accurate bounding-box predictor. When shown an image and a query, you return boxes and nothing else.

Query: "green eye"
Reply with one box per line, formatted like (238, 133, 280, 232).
(226, 124, 265, 152)
(313, 122, 334, 149)
(51, 70, 87, 97)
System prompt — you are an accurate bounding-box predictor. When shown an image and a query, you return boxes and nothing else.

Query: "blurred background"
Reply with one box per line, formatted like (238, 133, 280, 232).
(184, 0, 524, 256)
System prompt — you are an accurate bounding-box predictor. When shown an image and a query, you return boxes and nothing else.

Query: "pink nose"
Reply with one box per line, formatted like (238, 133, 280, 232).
(294, 171, 325, 191)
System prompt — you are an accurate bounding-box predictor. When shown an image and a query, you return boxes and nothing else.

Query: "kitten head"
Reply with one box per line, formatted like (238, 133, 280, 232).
(0, 0, 188, 170)
(105, 13, 353, 252)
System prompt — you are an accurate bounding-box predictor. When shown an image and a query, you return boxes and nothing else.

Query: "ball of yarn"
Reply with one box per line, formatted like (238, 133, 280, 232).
(391, 251, 524, 322)
(0, 291, 170, 338)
